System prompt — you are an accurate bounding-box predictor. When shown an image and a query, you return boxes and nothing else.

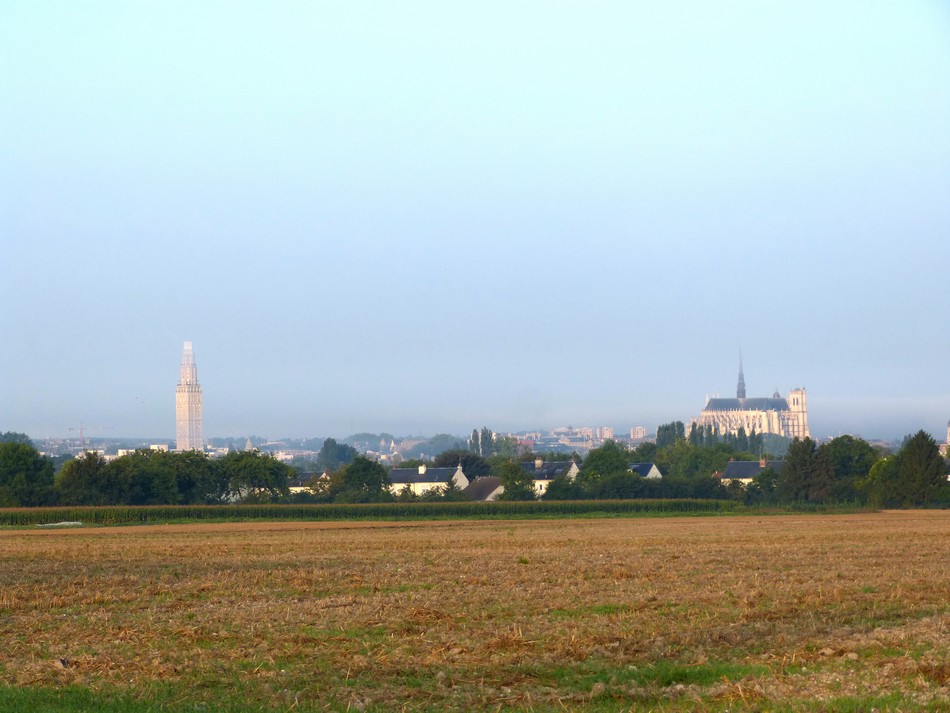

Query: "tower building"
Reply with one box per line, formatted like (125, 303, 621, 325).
(175, 341, 203, 451)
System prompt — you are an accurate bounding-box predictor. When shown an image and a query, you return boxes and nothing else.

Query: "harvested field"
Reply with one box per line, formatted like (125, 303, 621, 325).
(0, 511, 947, 711)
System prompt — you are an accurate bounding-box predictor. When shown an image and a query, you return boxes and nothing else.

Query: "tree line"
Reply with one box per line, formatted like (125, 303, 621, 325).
(1, 428, 947, 508)
(0, 442, 294, 507)
(545, 427, 947, 507)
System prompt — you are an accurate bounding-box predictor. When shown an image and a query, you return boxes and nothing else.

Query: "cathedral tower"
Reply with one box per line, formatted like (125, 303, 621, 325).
(737, 356, 746, 400)
(175, 341, 203, 451)
(787, 387, 809, 439)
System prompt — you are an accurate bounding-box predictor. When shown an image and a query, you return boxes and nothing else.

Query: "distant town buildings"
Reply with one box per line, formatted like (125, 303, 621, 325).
(117, 444, 168, 458)
(693, 360, 809, 439)
(175, 341, 203, 451)
(488, 424, 656, 455)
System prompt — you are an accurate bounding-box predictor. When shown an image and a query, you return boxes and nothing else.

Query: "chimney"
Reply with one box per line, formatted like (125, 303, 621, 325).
(759, 457, 767, 468)
(418, 465, 427, 475)
(535, 458, 543, 469)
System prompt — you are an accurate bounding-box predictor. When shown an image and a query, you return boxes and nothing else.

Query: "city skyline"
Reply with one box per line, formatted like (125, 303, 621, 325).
(8, 343, 945, 444)
(3, 3, 948, 442)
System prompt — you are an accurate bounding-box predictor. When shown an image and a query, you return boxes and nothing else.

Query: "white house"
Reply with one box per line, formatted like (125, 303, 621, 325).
(521, 458, 580, 495)
(387, 464, 469, 497)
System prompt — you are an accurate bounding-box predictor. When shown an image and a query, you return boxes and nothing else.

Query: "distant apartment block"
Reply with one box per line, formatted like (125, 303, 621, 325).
(630, 426, 647, 441)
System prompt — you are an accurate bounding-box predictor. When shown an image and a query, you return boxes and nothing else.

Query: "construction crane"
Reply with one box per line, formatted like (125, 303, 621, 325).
(67, 424, 105, 453)
(67, 423, 87, 450)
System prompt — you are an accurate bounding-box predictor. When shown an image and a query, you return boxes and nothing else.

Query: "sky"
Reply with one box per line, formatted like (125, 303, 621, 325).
(2, 2, 949, 443)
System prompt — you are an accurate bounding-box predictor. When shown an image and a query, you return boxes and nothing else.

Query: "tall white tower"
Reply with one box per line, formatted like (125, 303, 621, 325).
(175, 341, 203, 451)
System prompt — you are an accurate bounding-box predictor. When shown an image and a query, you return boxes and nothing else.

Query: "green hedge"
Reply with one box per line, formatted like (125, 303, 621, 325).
(0, 499, 742, 527)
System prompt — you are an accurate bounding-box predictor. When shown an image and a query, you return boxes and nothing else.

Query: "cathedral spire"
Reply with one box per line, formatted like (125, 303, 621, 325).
(737, 354, 746, 399)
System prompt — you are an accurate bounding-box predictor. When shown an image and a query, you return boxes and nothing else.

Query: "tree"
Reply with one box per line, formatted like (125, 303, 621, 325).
(656, 421, 685, 448)
(895, 431, 947, 506)
(315, 438, 358, 472)
(56, 449, 227, 506)
(735, 426, 749, 453)
(114, 450, 179, 505)
(480, 427, 494, 457)
(497, 460, 536, 501)
(394, 484, 419, 502)
(777, 437, 827, 503)
(747, 428, 763, 455)
(629, 441, 658, 464)
(528, 450, 578, 463)
(491, 436, 524, 458)
(543, 474, 583, 500)
(334, 456, 392, 503)
(662, 439, 738, 480)
(808, 447, 834, 503)
(57, 452, 126, 505)
(745, 467, 780, 505)
(403, 434, 464, 459)
(582, 440, 629, 479)
(590, 472, 646, 499)
(438, 472, 470, 501)
(169, 449, 218, 504)
(396, 458, 430, 470)
(433, 449, 490, 478)
(688, 422, 702, 446)
(0, 432, 33, 446)
(777, 437, 812, 502)
(821, 435, 877, 502)
(218, 450, 292, 502)
(861, 456, 900, 508)
(0, 442, 55, 506)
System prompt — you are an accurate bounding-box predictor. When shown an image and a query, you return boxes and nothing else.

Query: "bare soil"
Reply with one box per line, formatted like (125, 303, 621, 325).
(0, 511, 947, 710)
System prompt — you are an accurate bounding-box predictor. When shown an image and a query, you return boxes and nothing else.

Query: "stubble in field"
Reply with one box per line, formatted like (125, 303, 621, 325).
(0, 511, 947, 711)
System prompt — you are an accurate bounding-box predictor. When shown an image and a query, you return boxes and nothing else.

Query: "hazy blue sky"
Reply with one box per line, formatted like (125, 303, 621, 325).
(3, 2, 949, 442)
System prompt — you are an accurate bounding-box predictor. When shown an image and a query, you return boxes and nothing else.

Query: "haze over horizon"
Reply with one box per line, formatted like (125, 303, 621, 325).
(3, 3, 949, 444)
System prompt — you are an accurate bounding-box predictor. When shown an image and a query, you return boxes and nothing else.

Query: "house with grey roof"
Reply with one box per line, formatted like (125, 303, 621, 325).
(716, 459, 786, 487)
(628, 462, 663, 479)
(388, 464, 469, 497)
(521, 458, 580, 496)
(463, 476, 504, 502)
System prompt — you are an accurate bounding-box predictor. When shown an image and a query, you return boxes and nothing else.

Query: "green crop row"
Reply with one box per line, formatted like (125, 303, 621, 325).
(0, 498, 744, 526)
